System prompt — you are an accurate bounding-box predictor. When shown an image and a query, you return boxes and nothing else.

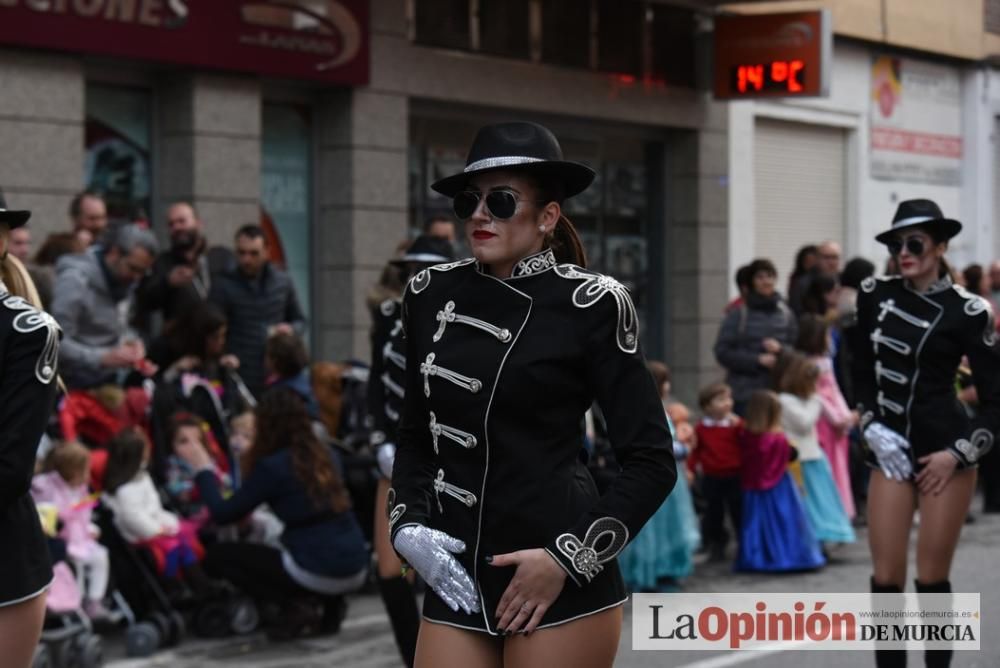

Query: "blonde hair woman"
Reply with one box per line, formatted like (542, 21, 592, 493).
(0, 192, 62, 668)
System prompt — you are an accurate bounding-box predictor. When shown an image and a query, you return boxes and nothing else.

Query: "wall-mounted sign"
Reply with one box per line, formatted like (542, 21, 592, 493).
(0, 0, 368, 86)
(869, 55, 962, 185)
(713, 10, 831, 100)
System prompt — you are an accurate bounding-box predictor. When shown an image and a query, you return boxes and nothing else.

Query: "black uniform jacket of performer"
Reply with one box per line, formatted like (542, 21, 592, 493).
(389, 248, 677, 634)
(852, 274, 1000, 471)
(368, 297, 406, 454)
(0, 282, 61, 605)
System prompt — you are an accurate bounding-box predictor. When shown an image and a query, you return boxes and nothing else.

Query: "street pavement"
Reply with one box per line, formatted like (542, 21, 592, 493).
(106, 511, 1000, 667)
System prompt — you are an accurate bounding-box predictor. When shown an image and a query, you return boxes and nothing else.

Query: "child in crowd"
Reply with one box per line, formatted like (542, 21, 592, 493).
(164, 413, 232, 523)
(691, 382, 743, 561)
(31, 442, 110, 619)
(796, 314, 858, 518)
(777, 354, 855, 545)
(102, 428, 206, 581)
(619, 362, 700, 591)
(736, 390, 825, 572)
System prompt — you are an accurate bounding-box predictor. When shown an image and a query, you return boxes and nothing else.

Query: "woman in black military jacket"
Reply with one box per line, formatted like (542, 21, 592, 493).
(0, 194, 61, 668)
(852, 199, 1000, 668)
(389, 122, 676, 667)
(367, 235, 454, 668)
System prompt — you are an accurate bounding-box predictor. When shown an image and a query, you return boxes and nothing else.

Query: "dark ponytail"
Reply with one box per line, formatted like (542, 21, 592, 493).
(550, 215, 587, 267)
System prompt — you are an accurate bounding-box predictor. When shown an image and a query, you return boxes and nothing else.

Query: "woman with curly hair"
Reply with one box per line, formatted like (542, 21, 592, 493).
(177, 387, 368, 639)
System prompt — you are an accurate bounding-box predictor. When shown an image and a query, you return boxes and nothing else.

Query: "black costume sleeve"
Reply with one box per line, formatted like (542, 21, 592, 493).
(850, 285, 879, 429)
(0, 318, 59, 506)
(948, 305, 1000, 467)
(366, 301, 393, 447)
(544, 291, 676, 586)
(388, 288, 438, 545)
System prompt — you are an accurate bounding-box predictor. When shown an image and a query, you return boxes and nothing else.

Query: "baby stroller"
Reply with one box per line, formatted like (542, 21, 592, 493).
(32, 562, 103, 668)
(94, 502, 258, 657)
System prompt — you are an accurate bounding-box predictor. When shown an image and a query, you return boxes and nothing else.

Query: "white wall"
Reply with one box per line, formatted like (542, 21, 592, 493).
(728, 40, 981, 295)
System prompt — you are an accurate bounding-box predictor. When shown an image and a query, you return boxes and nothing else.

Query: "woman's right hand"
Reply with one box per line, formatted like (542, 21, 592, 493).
(393, 525, 480, 615)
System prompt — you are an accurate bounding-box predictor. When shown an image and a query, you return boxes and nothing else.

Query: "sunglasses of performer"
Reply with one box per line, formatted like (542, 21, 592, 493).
(886, 235, 929, 258)
(452, 189, 546, 221)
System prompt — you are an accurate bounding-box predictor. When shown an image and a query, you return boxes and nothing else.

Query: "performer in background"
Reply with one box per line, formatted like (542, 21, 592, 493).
(852, 199, 1000, 668)
(0, 191, 61, 668)
(368, 235, 454, 668)
(389, 122, 676, 667)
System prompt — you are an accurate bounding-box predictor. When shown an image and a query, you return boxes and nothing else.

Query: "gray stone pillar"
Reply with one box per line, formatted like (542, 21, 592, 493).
(315, 89, 409, 362)
(157, 74, 261, 246)
(663, 125, 730, 407)
(0, 49, 84, 241)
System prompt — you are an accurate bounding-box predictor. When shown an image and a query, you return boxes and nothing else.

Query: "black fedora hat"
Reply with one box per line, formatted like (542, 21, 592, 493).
(391, 234, 455, 266)
(0, 188, 30, 229)
(431, 122, 595, 199)
(875, 199, 962, 245)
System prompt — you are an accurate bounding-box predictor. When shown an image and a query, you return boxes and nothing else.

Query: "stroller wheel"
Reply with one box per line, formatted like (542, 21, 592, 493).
(31, 644, 52, 668)
(194, 602, 231, 638)
(73, 633, 103, 668)
(168, 611, 187, 646)
(148, 612, 170, 643)
(230, 597, 260, 635)
(125, 622, 160, 657)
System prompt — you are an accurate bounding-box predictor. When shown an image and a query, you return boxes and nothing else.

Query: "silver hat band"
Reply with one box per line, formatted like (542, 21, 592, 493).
(464, 156, 545, 173)
(892, 215, 936, 228)
(401, 253, 451, 263)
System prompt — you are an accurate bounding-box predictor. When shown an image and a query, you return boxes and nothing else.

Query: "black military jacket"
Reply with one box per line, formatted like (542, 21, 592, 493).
(0, 281, 60, 604)
(852, 275, 1000, 469)
(389, 249, 676, 633)
(368, 297, 407, 461)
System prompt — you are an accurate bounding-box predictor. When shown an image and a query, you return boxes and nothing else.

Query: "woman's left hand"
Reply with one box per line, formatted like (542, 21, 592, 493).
(490, 548, 567, 635)
(176, 438, 213, 471)
(915, 451, 959, 496)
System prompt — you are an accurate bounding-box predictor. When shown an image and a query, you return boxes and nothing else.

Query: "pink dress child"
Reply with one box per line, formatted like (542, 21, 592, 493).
(31, 471, 110, 613)
(811, 356, 855, 518)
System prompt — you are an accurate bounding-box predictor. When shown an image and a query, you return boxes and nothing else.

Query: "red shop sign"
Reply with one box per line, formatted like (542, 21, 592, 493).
(0, 0, 368, 86)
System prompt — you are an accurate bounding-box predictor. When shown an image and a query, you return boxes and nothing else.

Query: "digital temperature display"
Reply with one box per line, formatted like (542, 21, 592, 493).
(713, 11, 830, 100)
(732, 60, 806, 95)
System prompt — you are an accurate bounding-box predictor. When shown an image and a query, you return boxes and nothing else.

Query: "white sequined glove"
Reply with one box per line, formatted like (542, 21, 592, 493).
(376, 443, 396, 479)
(393, 525, 480, 614)
(864, 422, 913, 481)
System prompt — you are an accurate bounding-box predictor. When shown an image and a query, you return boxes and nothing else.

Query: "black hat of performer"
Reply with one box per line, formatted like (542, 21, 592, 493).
(0, 188, 31, 229)
(391, 235, 455, 266)
(875, 199, 962, 245)
(430, 121, 595, 199)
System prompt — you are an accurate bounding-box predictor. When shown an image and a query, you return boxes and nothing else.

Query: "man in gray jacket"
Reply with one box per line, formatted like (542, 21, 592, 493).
(51, 224, 158, 389)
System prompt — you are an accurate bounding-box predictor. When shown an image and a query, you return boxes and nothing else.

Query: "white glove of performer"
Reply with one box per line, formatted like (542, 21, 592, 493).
(393, 525, 480, 614)
(863, 422, 913, 481)
(376, 443, 396, 479)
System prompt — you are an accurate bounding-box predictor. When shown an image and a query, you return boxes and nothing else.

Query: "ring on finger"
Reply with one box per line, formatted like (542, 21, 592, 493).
(520, 602, 533, 613)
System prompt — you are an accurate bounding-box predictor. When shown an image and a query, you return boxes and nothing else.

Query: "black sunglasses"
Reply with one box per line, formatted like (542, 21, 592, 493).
(886, 236, 926, 257)
(452, 190, 543, 221)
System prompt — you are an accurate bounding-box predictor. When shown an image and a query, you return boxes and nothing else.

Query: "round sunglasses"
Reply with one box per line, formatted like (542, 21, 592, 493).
(452, 190, 545, 221)
(886, 236, 928, 257)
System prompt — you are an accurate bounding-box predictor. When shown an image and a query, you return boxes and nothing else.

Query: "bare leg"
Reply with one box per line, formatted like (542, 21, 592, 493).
(503, 604, 623, 668)
(915, 468, 976, 583)
(0, 591, 47, 668)
(867, 472, 916, 588)
(415, 619, 502, 668)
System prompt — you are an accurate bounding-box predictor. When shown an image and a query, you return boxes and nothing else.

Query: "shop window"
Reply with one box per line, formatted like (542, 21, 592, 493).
(989, 0, 1000, 35)
(596, 0, 642, 76)
(479, 0, 531, 59)
(541, 0, 590, 69)
(84, 84, 152, 224)
(262, 104, 313, 321)
(649, 5, 696, 88)
(414, 0, 471, 51)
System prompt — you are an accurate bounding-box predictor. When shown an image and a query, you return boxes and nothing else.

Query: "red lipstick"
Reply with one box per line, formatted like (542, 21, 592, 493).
(472, 230, 497, 240)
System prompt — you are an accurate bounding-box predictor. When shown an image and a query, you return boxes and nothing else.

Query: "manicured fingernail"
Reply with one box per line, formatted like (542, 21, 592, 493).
(485, 555, 494, 564)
